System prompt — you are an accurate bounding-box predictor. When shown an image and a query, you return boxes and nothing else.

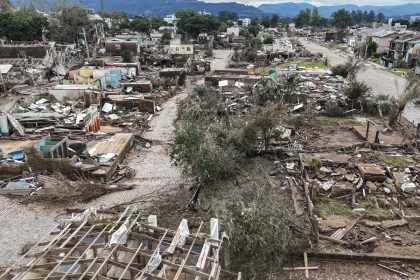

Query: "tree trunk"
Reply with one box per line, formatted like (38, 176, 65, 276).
(388, 106, 404, 126)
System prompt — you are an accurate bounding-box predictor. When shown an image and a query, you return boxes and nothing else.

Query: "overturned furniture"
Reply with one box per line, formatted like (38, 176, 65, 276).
(0, 207, 241, 280)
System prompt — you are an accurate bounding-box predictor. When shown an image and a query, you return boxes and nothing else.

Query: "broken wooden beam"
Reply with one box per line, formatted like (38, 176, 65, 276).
(377, 264, 409, 277)
(319, 235, 349, 246)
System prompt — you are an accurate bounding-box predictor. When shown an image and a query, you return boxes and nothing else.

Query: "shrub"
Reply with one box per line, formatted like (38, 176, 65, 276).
(345, 80, 370, 101)
(331, 57, 364, 80)
(324, 105, 345, 117)
(363, 95, 394, 117)
(121, 50, 133, 63)
(331, 64, 349, 78)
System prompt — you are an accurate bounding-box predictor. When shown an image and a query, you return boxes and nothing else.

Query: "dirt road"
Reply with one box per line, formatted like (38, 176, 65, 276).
(298, 38, 420, 125)
(211, 49, 233, 71)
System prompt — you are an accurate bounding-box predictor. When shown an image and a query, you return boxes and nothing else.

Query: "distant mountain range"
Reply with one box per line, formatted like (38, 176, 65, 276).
(11, 0, 420, 18)
(81, 0, 262, 17)
(258, 2, 420, 17)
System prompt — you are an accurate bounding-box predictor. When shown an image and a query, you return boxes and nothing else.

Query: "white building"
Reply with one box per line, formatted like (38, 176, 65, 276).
(164, 14, 178, 25)
(238, 18, 251, 27)
(410, 16, 420, 23)
(227, 27, 240, 37)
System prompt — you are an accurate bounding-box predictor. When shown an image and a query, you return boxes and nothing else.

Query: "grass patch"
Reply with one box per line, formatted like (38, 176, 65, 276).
(372, 151, 412, 168)
(326, 43, 348, 51)
(358, 198, 394, 220)
(385, 67, 411, 77)
(315, 196, 355, 218)
(280, 60, 327, 70)
(315, 116, 360, 128)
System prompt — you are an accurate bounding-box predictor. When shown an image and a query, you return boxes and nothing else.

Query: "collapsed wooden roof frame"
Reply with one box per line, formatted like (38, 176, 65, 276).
(0, 207, 241, 280)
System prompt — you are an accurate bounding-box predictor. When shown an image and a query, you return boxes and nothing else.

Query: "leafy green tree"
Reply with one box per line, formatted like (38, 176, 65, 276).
(183, 14, 220, 38)
(150, 16, 166, 30)
(377, 12, 385, 23)
(295, 9, 311, 27)
(248, 24, 259, 37)
(176, 8, 198, 33)
(0, 10, 48, 41)
(366, 41, 378, 57)
(218, 10, 238, 21)
(365, 10, 376, 23)
(392, 19, 410, 26)
(161, 30, 172, 42)
(410, 20, 420, 31)
(49, 6, 91, 43)
(263, 36, 274, 44)
(130, 16, 151, 34)
(271, 14, 280, 27)
(311, 7, 321, 27)
(331, 9, 353, 29)
(99, 11, 129, 34)
(261, 16, 271, 28)
(319, 17, 329, 27)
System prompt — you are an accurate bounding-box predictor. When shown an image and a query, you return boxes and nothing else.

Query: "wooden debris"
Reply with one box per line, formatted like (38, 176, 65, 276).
(288, 177, 304, 216)
(361, 237, 377, 245)
(381, 219, 408, 229)
(319, 235, 349, 245)
(6, 113, 25, 136)
(358, 164, 387, 182)
(377, 264, 409, 277)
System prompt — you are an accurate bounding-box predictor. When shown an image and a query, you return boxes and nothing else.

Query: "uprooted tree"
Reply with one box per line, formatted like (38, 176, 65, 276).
(388, 72, 420, 126)
(229, 183, 315, 278)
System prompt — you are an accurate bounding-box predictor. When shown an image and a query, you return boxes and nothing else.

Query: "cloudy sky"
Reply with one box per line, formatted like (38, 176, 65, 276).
(202, 0, 420, 6)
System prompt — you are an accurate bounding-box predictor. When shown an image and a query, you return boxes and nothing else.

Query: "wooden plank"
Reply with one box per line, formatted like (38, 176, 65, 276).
(377, 264, 409, 277)
(44, 224, 97, 280)
(6, 113, 25, 136)
(310, 251, 420, 263)
(173, 222, 204, 280)
(134, 230, 168, 279)
(304, 252, 309, 279)
(283, 267, 319, 271)
(82, 211, 139, 280)
(117, 241, 144, 280)
(60, 223, 112, 280)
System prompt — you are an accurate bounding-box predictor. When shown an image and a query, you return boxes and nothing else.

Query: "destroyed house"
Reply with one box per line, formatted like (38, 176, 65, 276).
(371, 30, 399, 54)
(105, 39, 140, 55)
(0, 42, 48, 59)
(169, 44, 194, 58)
(0, 207, 241, 280)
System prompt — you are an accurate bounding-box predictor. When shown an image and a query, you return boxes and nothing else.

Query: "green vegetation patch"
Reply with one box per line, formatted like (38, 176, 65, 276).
(372, 151, 412, 168)
(385, 68, 411, 77)
(315, 116, 360, 128)
(280, 60, 327, 70)
(315, 196, 355, 218)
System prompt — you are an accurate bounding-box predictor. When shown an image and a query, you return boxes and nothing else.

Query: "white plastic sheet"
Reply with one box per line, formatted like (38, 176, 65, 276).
(110, 221, 128, 245)
(177, 219, 190, 246)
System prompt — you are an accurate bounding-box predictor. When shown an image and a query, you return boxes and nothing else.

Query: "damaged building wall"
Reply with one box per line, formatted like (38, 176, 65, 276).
(0, 44, 48, 59)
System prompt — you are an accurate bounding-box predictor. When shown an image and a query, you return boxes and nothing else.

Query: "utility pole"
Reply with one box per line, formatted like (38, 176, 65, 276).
(82, 27, 91, 61)
(100, 0, 104, 12)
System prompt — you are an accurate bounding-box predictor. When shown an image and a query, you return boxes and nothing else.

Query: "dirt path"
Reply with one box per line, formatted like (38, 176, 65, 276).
(82, 89, 191, 210)
(211, 49, 233, 71)
(298, 38, 420, 125)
